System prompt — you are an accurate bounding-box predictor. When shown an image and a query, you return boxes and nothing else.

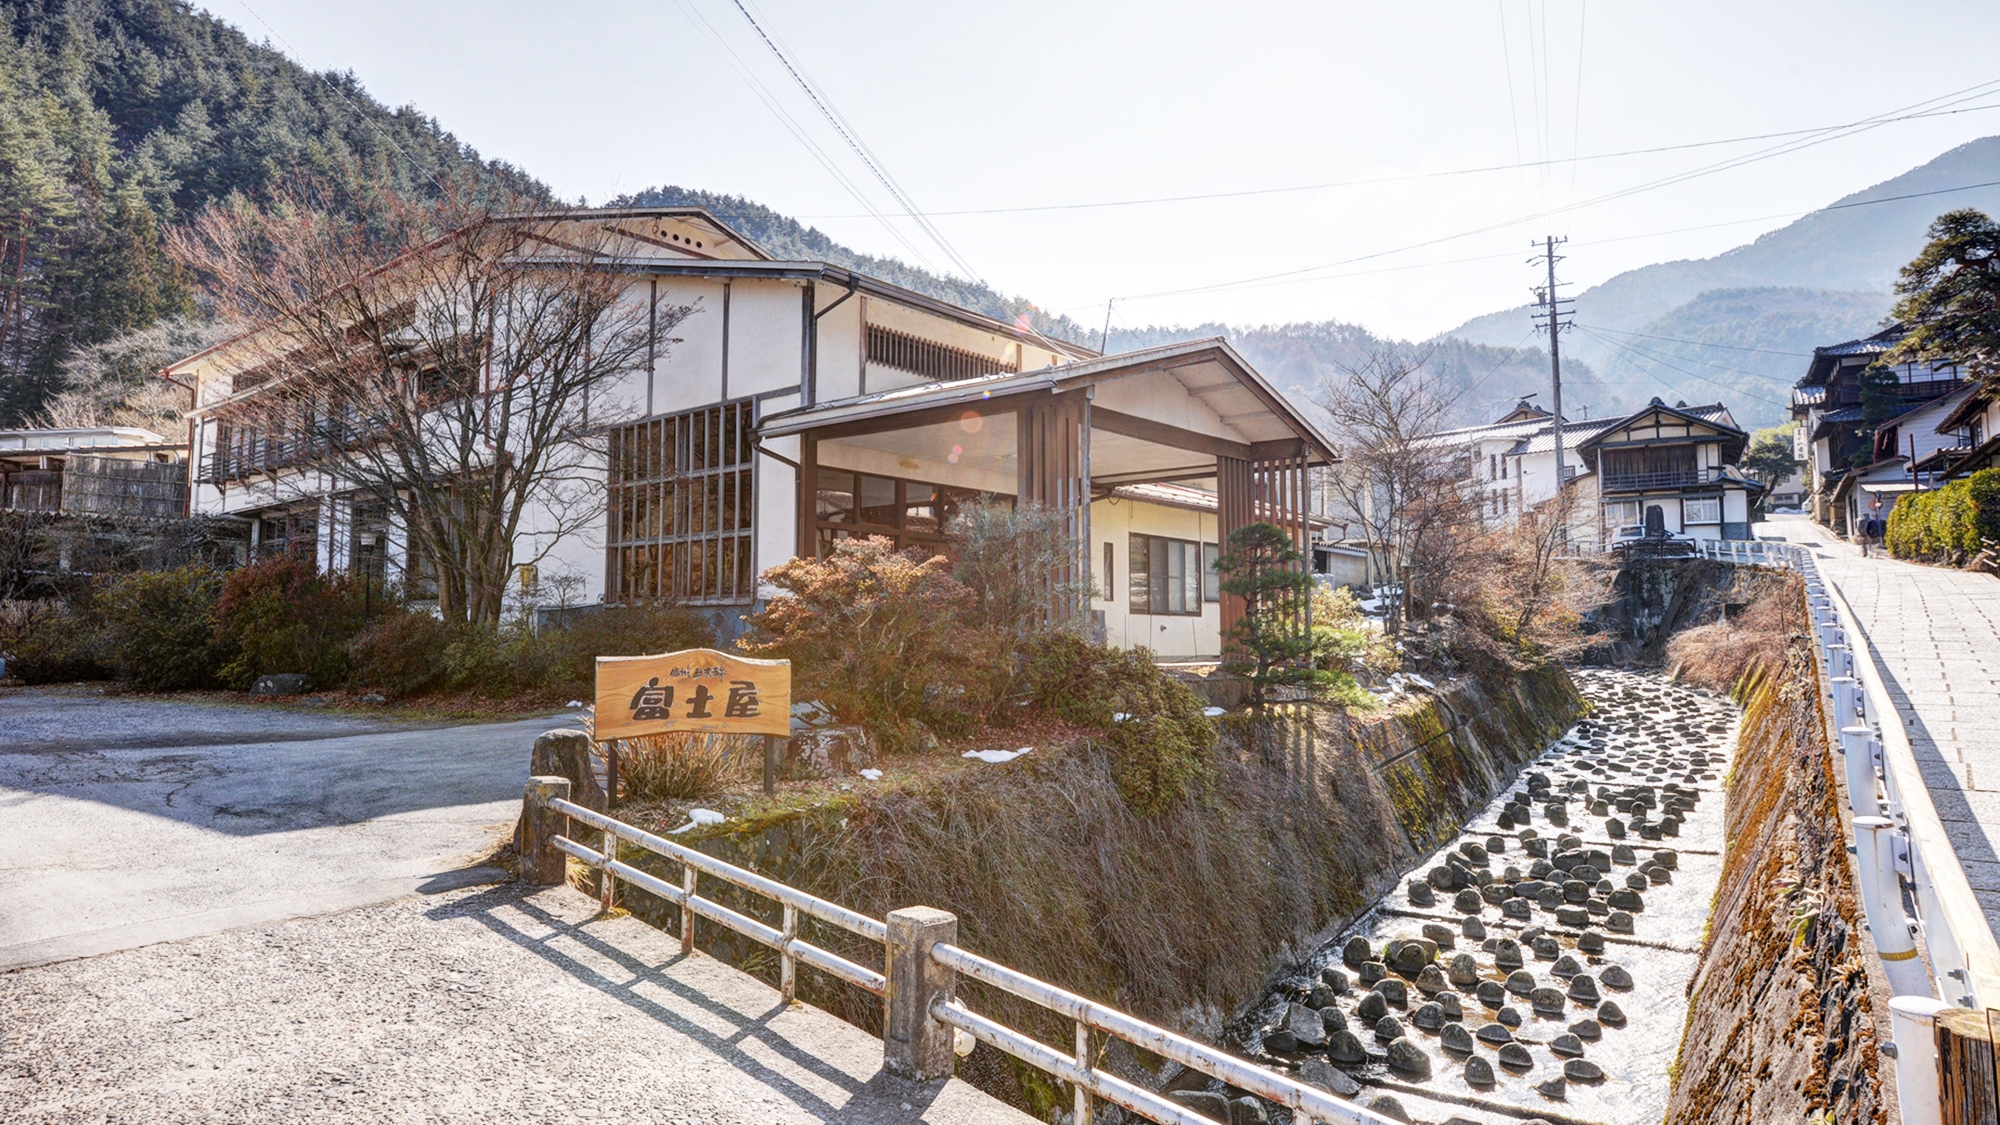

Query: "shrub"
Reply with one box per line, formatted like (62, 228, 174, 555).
(0, 598, 111, 683)
(1025, 634, 1218, 815)
(345, 612, 470, 697)
(1887, 468, 2000, 563)
(96, 565, 230, 689)
(1217, 522, 1333, 707)
(742, 536, 1006, 753)
(215, 554, 368, 689)
(523, 603, 715, 698)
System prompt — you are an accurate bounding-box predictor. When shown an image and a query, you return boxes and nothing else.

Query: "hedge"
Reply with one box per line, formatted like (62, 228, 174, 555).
(1886, 467, 2000, 563)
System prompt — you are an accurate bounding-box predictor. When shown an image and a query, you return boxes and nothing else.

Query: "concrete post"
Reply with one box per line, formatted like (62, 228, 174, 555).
(1890, 995, 1948, 1125)
(884, 906, 958, 1084)
(521, 776, 572, 885)
(1830, 677, 1862, 727)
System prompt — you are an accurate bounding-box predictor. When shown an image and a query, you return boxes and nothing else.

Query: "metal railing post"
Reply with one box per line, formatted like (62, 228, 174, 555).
(681, 866, 697, 955)
(1075, 1021, 1094, 1125)
(600, 829, 620, 913)
(1841, 726, 1880, 815)
(521, 776, 572, 885)
(781, 903, 799, 1003)
(1854, 816, 1928, 995)
(1889, 996, 1948, 1125)
(885, 907, 958, 1084)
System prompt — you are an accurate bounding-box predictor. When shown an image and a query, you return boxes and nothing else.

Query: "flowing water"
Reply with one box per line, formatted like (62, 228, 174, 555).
(1236, 668, 1736, 1125)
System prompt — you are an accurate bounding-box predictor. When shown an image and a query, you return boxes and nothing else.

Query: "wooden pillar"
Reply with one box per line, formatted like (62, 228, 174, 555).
(797, 432, 818, 559)
(1016, 394, 1090, 621)
(1217, 453, 1252, 646)
(1938, 1006, 2000, 1125)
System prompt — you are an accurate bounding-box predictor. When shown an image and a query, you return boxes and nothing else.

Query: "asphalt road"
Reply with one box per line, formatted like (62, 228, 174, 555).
(0, 687, 582, 971)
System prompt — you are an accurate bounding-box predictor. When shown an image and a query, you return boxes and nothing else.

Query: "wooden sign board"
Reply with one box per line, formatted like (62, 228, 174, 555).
(594, 648, 792, 740)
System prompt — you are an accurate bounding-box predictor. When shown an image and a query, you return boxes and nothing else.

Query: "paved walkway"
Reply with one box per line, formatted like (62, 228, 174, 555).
(0, 687, 578, 970)
(1765, 515, 2000, 935)
(0, 881, 1034, 1125)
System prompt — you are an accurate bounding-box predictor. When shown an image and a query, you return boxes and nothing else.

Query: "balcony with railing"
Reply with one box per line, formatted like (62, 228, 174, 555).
(1601, 465, 1721, 493)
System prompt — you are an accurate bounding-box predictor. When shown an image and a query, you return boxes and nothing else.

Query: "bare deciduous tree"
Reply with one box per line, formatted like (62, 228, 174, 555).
(1315, 346, 1475, 634)
(171, 184, 687, 624)
(1473, 483, 1611, 660)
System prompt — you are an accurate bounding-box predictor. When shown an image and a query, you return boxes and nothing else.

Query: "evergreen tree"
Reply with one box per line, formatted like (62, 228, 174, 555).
(1885, 208, 2000, 392)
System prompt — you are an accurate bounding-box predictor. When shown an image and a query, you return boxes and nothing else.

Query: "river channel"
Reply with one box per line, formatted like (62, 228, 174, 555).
(1237, 668, 1735, 1125)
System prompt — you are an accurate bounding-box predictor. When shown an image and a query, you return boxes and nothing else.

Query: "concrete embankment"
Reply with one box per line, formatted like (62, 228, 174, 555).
(594, 663, 1584, 1118)
(1661, 583, 1895, 1125)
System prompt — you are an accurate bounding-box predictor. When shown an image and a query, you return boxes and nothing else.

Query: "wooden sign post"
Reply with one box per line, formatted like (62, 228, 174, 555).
(595, 649, 793, 795)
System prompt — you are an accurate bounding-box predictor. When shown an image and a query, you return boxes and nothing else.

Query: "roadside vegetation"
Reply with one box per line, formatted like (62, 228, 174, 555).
(1885, 466, 2000, 568)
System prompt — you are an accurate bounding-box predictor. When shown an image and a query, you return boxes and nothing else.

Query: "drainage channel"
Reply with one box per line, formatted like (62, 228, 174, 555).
(1233, 668, 1736, 1125)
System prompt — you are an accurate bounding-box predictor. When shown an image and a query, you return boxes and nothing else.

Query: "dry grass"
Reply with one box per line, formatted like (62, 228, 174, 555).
(1666, 571, 1799, 692)
(617, 732, 753, 802)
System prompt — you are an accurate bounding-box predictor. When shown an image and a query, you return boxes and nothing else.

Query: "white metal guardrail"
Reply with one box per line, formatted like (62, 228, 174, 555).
(1697, 537, 2000, 1125)
(518, 778, 1399, 1125)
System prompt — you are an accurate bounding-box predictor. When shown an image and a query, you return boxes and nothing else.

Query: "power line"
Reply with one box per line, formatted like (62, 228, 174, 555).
(1103, 77, 2000, 305)
(788, 99, 2000, 222)
(728, 0, 982, 283)
(1577, 324, 1813, 357)
(1574, 325, 1789, 407)
(232, 0, 451, 198)
(665, 0, 947, 274)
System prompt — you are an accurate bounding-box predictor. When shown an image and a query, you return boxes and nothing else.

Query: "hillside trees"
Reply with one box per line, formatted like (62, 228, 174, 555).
(172, 185, 675, 624)
(1741, 424, 1801, 484)
(1885, 208, 2000, 391)
(0, 0, 547, 424)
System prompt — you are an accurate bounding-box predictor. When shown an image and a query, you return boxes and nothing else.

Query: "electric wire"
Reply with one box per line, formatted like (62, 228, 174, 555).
(1575, 325, 1790, 407)
(729, 0, 982, 283)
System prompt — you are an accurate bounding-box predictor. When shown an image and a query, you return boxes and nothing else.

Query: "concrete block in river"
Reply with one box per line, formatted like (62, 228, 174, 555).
(1550, 1032, 1584, 1056)
(1385, 1036, 1431, 1077)
(1501, 897, 1531, 920)
(1564, 1059, 1605, 1082)
(1555, 906, 1590, 927)
(1373, 1015, 1404, 1042)
(1569, 1018, 1602, 1040)
(1536, 1075, 1567, 1100)
(1372, 978, 1408, 1008)
(1326, 1028, 1368, 1064)
(1493, 938, 1524, 968)
(1532, 987, 1567, 1013)
(1453, 889, 1483, 913)
(1505, 969, 1537, 995)
(1464, 1055, 1495, 1086)
(1475, 1021, 1512, 1044)
(1320, 1005, 1346, 1033)
(1607, 910, 1634, 933)
(1476, 981, 1506, 1007)
(1358, 960, 1387, 985)
(1415, 965, 1447, 995)
(1297, 1057, 1360, 1096)
(1448, 953, 1480, 986)
(1319, 967, 1349, 992)
(1356, 990, 1388, 1024)
(1411, 1001, 1444, 1030)
(1421, 922, 1456, 949)
(1342, 936, 1373, 966)
(1287, 1003, 1326, 1047)
(1601, 964, 1634, 990)
(1567, 974, 1600, 1003)
(1407, 881, 1435, 907)
(1498, 1042, 1534, 1070)
(1440, 1023, 1475, 1054)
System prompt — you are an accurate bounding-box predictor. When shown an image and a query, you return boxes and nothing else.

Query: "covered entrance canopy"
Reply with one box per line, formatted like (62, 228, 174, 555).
(758, 338, 1337, 637)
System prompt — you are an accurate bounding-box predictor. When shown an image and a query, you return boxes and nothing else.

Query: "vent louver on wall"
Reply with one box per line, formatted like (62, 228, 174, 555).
(866, 324, 1017, 383)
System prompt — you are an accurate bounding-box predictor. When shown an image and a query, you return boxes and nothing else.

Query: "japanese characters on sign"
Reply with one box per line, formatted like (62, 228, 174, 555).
(594, 649, 792, 739)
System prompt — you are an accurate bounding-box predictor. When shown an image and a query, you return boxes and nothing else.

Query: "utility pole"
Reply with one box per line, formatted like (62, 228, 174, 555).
(1530, 236, 1575, 492)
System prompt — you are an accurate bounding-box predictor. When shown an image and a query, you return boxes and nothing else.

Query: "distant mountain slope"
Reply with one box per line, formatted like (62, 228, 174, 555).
(0, 0, 548, 424)
(610, 185, 1093, 344)
(1105, 321, 1611, 429)
(1445, 135, 2000, 425)
(1576, 288, 1890, 427)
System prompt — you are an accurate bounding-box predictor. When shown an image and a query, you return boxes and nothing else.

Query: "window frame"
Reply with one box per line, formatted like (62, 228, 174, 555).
(606, 399, 757, 606)
(1128, 533, 1208, 617)
(1682, 496, 1722, 524)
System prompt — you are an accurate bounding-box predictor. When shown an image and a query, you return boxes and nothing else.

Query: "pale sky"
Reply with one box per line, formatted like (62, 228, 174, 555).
(214, 0, 2000, 343)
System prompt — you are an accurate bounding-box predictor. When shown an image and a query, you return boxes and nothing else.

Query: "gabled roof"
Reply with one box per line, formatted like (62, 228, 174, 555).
(1576, 397, 1748, 467)
(759, 337, 1336, 463)
(1937, 382, 1997, 434)
(1798, 323, 1904, 388)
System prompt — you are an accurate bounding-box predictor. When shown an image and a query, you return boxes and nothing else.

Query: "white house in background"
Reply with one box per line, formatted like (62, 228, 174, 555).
(1573, 398, 1763, 542)
(166, 207, 1335, 660)
(1831, 386, 1978, 530)
(1388, 400, 1606, 546)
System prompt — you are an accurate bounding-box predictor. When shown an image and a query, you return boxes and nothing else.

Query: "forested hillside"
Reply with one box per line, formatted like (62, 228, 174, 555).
(0, 0, 546, 425)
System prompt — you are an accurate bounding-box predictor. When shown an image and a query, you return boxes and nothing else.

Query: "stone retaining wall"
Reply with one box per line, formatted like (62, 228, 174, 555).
(1662, 577, 1896, 1125)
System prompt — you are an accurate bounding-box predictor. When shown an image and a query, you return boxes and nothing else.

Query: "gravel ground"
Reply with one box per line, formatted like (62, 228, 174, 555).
(0, 881, 1033, 1125)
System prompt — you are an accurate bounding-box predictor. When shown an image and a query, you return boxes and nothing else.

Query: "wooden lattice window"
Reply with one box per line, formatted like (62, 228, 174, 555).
(607, 400, 756, 604)
(866, 324, 1017, 383)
